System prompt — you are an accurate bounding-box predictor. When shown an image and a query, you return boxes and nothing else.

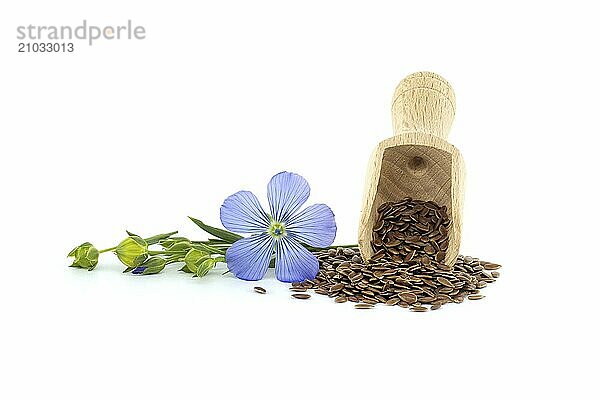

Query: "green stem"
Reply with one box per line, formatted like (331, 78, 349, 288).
(148, 250, 189, 256)
(99, 231, 178, 254)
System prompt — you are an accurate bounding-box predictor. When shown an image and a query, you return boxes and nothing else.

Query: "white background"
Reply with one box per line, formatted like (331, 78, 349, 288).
(1, 1, 598, 398)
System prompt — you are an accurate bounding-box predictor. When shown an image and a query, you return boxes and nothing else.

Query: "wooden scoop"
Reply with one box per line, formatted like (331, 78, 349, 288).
(358, 71, 465, 266)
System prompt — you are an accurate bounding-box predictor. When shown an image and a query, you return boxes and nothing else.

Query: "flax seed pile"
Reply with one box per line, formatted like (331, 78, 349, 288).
(289, 198, 501, 311)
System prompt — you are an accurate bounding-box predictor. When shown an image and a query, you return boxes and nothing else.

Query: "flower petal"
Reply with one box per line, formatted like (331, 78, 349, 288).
(274, 237, 319, 282)
(286, 204, 337, 248)
(225, 233, 274, 281)
(267, 172, 310, 223)
(220, 190, 271, 234)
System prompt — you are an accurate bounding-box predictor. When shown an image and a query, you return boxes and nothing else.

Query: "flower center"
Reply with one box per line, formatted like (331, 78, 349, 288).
(268, 222, 287, 239)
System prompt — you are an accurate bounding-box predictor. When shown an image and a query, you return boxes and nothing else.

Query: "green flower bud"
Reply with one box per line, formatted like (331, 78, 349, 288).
(115, 235, 148, 267)
(167, 241, 192, 252)
(160, 237, 191, 251)
(68, 242, 99, 270)
(196, 258, 217, 277)
(183, 248, 209, 274)
(137, 257, 166, 275)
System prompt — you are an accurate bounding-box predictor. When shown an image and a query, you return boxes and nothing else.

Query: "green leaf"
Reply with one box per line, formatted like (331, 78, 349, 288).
(207, 238, 229, 244)
(166, 236, 189, 242)
(188, 217, 242, 243)
(144, 231, 178, 245)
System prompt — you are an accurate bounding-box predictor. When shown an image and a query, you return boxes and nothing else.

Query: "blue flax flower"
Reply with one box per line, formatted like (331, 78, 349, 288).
(220, 171, 337, 282)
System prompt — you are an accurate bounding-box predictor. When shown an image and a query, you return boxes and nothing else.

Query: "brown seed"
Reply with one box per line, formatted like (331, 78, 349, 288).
(436, 277, 454, 288)
(253, 286, 266, 294)
(491, 271, 500, 278)
(306, 229, 499, 313)
(330, 283, 344, 292)
(404, 249, 416, 261)
(435, 252, 446, 262)
(410, 306, 428, 312)
(399, 292, 418, 304)
(439, 263, 453, 271)
(468, 294, 485, 300)
(373, 270, 386, 279)
(430, 304, 441, 310)
(483, 263, 501, 270)
(355, 303, 374, 309)
(373, 220, 385, 232)
(292, 293, 311, 300)
(377, 202, 392, 213)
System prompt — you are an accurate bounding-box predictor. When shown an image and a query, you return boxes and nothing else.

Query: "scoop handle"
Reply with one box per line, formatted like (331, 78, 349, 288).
(391, 71, 456, 140)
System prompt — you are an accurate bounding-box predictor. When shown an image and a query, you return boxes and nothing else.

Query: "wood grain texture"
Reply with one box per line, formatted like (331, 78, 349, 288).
(358, 72, 465, 266)
(392, 71, 456, 140)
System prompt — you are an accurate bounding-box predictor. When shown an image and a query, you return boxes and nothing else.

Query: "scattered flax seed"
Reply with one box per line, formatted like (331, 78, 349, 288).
(293, 247, 501, 311)
(289, 199, 501, 311)
(291, 293, 311, 300)
(253, 286, 266, 294)
(468, 294, 485, 300)
(483, 263, 501, 270)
